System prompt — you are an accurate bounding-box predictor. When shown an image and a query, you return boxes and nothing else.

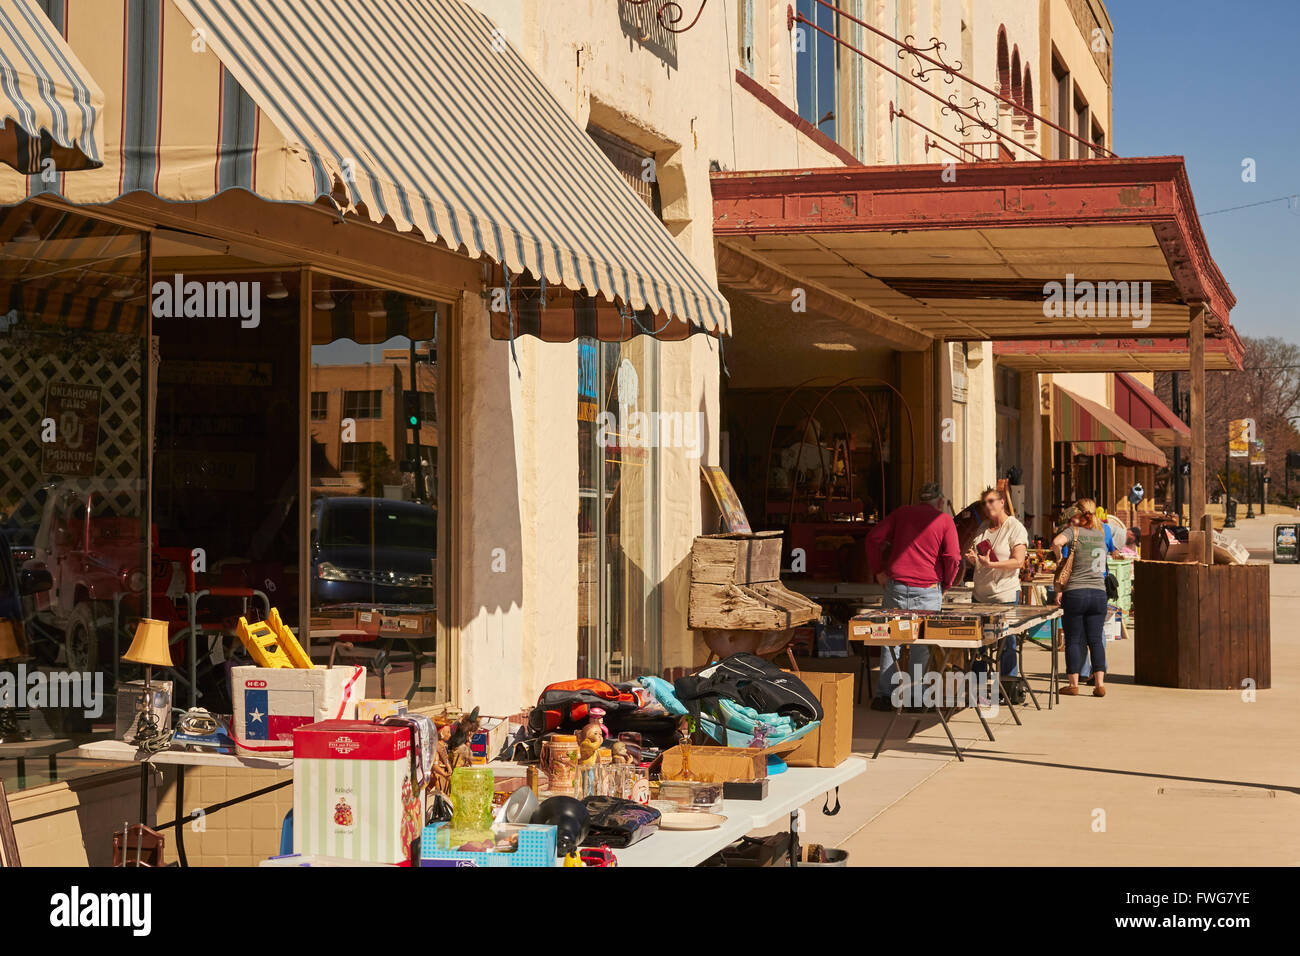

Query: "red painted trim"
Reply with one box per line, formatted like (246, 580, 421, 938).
(711, 156, 1236, 329)
(992, 332, 1244, 370)
(732, 69, 860, 168)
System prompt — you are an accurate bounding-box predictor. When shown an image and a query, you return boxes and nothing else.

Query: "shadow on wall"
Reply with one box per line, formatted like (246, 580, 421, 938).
(618, 0, 680, 69)
(452, 295, 524, 628)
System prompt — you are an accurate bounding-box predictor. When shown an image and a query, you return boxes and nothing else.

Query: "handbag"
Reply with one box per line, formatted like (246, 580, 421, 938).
(1054, 528, 1077, 591)
(1105, 571, 1119, 601)
(580, 796, 660, 849)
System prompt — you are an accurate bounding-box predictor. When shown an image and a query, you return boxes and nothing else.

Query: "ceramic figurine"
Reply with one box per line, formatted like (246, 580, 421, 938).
(433, 722, 454, 794)
(447, 706, 481, 770)
(610, 740, 630, 764)
(582, 705, 609, 740)
(577, 721, 603, 767)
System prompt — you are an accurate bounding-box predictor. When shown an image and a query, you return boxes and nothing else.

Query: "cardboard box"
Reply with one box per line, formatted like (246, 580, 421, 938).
(660, 745, 767, 783)
(922, 617, 982, 643)
(231, 665, 365, 756)
(293, 720, 424, 865)
(784, 670, 854, 769)
(469, 717, 508, 764)
(849, 614, 918, 642)
(356, 699, 407, 723)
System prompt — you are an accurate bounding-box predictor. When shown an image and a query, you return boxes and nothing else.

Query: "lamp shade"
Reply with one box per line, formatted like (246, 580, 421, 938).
(122, 619, 172, 668)
(0, 619, 21, 662)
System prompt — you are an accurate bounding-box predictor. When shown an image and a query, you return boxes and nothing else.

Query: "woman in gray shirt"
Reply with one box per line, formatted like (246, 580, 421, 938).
(1052, 499, 1109, 697)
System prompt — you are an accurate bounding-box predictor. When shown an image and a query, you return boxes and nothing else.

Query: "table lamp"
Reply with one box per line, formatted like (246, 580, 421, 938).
(0, 620, 22, 743)
(121, 619, 172, 752)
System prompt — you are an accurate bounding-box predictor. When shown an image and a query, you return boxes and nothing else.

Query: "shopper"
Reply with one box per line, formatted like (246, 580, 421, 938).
(1052, 498, 1109, 697)
(864, 481, 962, 711)
(966, 486, 1029, 702)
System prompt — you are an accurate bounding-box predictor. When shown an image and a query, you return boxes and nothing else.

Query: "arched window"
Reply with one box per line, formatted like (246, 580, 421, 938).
(1011, 45, 1023, 111)
(996, 26, 1010, 99)
(1023, 66, 1035, 129)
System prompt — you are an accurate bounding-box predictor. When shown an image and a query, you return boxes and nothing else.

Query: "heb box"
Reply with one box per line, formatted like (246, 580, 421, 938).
(922, 617, 982, 643)
(784, 670, 854, 769)
(849, 614, 918, 642)
(293, 720, 424, 865)
(231, 665, 365, 756)
(470, 717, 508, 764)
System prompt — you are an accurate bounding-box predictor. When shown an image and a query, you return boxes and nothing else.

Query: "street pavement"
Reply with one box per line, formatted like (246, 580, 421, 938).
(772, 522, 1300, 866)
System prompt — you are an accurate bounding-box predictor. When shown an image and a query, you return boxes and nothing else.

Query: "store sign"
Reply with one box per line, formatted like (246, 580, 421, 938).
(41, 381, 101, 477)
(1228, 418, 1254, 458)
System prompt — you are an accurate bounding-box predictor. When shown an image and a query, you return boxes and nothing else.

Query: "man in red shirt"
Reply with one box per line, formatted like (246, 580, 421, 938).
(864, 482, 962, 710)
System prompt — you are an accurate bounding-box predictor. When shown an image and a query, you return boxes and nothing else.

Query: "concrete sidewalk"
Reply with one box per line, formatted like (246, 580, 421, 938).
(774, 563, 1300, 866)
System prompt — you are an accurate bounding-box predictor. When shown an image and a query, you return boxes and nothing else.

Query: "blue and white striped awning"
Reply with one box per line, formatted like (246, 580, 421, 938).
(0, 0, 103, 173)
(170, 0, 730, 336)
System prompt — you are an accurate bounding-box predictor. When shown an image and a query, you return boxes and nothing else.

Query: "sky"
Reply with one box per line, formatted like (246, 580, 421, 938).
(1109, 0, 1300, 344)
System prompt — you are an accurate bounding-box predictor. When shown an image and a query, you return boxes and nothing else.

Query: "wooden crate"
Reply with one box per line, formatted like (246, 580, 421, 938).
(688, 533, 821, 631)
(1133, 561, 1270, 689)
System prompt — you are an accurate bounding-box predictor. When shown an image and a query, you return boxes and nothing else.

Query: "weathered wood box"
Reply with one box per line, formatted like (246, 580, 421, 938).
(688, 532, 821, 631)
(1133, 561, 1270, 689)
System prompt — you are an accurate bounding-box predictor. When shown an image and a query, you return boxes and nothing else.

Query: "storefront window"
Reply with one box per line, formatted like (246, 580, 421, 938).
(577, 338, 661, 682)
(1, 204, 148, 785)
(307, 278, 448, 703)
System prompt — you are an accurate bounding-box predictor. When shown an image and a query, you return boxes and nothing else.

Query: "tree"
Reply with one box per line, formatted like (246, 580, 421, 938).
(1157, 336, 1300, 503)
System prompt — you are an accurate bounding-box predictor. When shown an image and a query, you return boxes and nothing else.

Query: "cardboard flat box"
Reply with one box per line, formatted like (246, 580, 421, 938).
(849, 614, 918, 642)
(922, 618, 982, 643)
(660, 745, 767, 783)
(784, 670, 854, 768)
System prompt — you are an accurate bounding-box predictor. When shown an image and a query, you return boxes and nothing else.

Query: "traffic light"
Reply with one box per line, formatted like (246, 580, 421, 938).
(404, 391, 420, 428)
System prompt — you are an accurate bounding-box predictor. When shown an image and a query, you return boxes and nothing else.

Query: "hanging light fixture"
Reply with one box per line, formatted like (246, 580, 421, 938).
(110, 278, 136, 300)
(11, 216, 40, 243)
(266, 272, 289, 300)
(313, 288, 336, 311)
(366, 290, 388, 318)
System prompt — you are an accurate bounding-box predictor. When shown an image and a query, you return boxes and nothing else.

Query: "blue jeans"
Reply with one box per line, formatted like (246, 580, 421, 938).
(1062, 588, 1108, 677)
(874, 581, 941, 703)
(971, 594, 1020, 678)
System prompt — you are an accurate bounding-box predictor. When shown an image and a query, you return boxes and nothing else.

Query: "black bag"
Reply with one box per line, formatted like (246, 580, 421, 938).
(1105, 572, 1119, 601)
(580, 796, 660, 849)
(673, 652, 824, 727)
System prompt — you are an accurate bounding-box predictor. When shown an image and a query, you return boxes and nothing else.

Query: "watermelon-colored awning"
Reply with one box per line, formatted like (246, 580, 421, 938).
(1053, 385, 1166, 467)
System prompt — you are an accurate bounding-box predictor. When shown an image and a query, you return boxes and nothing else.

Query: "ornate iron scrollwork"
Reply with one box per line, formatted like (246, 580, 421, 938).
(625, 1, 709, 34)
(897, 35, 962, 85)
(942, 95, 998, 140)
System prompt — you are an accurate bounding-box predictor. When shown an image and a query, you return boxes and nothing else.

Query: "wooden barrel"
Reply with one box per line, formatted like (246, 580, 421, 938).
(1133, 561, 1270, 689)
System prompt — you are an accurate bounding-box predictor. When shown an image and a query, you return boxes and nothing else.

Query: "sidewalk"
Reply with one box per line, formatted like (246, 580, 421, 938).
(775, 563, 1300, 866)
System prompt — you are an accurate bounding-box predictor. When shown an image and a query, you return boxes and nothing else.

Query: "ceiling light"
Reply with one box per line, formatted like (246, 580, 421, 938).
(313, 289, 336, 311)
(366, 291, 387, 318)
(266, 272, 289, 300)
(110, 279, 136, 300)
(12, 216, 40, 243)
(812, 342, 856, 351)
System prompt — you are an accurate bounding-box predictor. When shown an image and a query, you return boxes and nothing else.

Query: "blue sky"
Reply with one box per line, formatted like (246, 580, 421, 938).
(1110, 0, 1299, 343)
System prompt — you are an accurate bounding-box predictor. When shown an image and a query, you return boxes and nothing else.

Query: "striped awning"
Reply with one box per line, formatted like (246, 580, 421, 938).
(0, 0, 103, 173)
(0, 0, 729, 338)
(1053, 385, 1167, 467)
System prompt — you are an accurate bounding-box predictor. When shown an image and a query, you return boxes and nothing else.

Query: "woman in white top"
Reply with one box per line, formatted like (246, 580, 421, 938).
(965, 487, 1029, 687)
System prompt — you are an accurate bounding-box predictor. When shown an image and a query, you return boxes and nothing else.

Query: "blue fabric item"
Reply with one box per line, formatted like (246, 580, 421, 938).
(637, 676, 688, 716)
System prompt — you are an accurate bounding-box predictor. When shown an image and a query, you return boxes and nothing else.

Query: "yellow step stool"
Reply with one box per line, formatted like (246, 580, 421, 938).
(236, 609, 313, 669)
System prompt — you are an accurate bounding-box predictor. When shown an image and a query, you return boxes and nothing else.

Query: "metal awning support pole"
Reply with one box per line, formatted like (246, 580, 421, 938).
(1189, 304, 1207, 533)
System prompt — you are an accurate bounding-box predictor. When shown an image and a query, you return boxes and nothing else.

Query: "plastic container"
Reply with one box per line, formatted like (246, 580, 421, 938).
(795, 846, 849, 867)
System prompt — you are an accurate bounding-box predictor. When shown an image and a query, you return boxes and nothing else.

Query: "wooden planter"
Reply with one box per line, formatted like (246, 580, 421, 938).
(687, 532, 821, 632)
(1133, 561, 1270, 689)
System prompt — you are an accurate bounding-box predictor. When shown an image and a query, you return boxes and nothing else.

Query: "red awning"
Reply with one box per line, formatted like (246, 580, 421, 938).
(712, 156, 1236, 343)
(1053, 385, 1166, 467)
(1114, 372, 1191, 449)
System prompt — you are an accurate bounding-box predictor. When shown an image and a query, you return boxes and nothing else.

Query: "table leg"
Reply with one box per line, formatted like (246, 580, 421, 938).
(993, 638, 1021, 727)
(175, 765, 189, 868)
(788, 809, 800, 867)
(930, 698, 964, 761)
(871, 646, 903, 759)
(1019, 635, 1041, 711)
(138, 762, 149, 824)
(1051, 617, 1059, 709)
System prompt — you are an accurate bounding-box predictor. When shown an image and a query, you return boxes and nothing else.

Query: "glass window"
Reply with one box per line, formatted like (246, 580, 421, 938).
(309, 280, 447, 703)
(0, 204, 148, 786)
(577, 339, 661, 682)
(342, 389, 382, 419)
(796, 0, 839, 142)
(310, 391, 328, 420)
(738, 0, 755, 76)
